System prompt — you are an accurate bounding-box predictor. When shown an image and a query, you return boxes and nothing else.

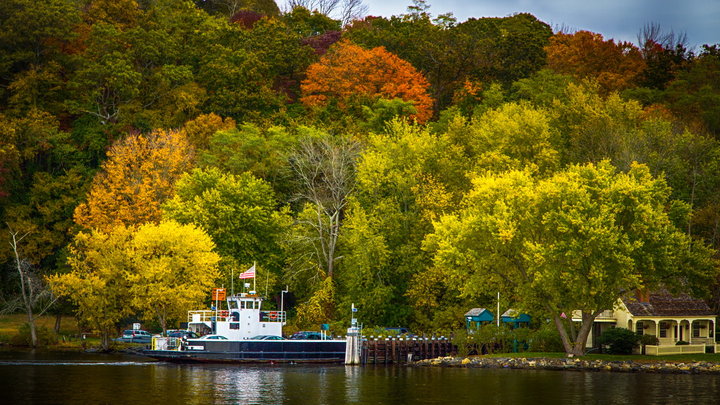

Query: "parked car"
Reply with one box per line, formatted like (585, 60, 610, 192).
(198, 335, 228, 340)
(117, 329, 153, 344)
(249, 335, 286, 340)
(289, 331, 322, 340)
(167, 330, 200, 339)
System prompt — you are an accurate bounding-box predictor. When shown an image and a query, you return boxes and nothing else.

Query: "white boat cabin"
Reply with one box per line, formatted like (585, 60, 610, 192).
(187, 293, 285, 340)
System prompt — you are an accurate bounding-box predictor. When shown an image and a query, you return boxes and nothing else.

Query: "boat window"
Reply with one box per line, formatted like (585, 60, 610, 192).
(240, 302, 245, 309)
(228, 301, 238, 309)
(230, 323, 240, 330)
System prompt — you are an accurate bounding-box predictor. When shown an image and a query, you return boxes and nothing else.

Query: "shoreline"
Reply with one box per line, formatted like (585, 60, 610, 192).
(413, 356, 720, 374)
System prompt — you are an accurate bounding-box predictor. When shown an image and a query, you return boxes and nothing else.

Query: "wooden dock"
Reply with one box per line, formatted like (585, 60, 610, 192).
(361, 337, 455, 364)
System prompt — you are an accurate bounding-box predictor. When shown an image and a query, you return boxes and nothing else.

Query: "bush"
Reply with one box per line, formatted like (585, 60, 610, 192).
(451, 328, 476, 357)
(10, 323, 59, 347)
(676, 340, 689, 345)
(527, 323, 564, 352)
(597, 328, 639, 354)
(639, 334, 659, 346)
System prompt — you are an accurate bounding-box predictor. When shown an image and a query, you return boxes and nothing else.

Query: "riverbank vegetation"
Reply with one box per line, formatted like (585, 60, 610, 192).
(1, 0, 720, 353)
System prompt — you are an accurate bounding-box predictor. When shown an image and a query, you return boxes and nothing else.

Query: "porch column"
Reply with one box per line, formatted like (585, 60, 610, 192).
(655, 320, 660, 338)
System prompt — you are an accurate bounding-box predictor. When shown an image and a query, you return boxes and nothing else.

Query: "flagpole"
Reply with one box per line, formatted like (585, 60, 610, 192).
(253, 261, 256, 292)
(231, 267, 234, 296)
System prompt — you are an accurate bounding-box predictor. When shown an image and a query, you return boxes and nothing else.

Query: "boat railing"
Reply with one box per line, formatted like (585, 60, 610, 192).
(188, 310, 286, 323)
(261, 311, 286, 323)
(152, 336, 182, 351)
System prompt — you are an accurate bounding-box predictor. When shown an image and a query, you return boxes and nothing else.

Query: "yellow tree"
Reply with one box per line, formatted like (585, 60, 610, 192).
(125, 221, 220, 333)
(74, 129, 193, 232)
(301, 40, 434, 123)
(47, 226, 135, 350)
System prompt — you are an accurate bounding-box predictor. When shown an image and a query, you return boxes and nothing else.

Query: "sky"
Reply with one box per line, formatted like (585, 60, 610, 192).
(362, 0, 720, 49)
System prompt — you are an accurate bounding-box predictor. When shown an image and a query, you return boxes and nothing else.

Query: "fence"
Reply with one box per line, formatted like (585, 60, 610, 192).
(644, 344, 706, 356)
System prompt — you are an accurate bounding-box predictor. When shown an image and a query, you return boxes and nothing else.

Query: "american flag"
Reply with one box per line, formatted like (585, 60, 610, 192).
(239, 264, 256, 279)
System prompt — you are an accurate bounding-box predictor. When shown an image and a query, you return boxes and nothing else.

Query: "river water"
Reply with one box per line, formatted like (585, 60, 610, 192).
(1, 351, 719, 404)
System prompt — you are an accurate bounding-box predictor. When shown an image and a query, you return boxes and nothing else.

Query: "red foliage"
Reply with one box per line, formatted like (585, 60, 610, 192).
(230, 10, 265, 29)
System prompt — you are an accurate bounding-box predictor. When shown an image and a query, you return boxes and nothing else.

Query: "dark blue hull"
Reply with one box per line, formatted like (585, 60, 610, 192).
(143, 339, 347, 364)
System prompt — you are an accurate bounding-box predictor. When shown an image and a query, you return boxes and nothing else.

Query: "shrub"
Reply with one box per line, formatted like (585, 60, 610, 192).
(597, 327, 639, 354)
(675, 340, 689, 345)
(527, 323, 564, 352)
(639, 334, 659, 346)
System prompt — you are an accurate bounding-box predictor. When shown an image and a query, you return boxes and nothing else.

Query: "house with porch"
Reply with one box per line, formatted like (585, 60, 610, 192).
(576, 290, 717, 354)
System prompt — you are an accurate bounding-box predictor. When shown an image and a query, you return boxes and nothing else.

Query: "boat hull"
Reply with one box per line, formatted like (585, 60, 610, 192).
(143, 339, 347, 364)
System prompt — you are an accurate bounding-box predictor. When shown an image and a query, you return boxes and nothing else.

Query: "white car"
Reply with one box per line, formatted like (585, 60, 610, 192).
(198, 334, 228, 340)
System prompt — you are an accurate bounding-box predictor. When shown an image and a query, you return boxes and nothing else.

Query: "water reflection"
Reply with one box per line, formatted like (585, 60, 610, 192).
(1, 352, 720, 404)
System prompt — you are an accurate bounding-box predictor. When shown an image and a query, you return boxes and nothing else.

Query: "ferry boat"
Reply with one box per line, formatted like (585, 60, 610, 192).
(143, 291, 353, 363)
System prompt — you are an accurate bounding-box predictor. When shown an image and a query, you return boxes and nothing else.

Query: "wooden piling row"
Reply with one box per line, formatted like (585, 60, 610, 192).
(361, 337, 455, 364)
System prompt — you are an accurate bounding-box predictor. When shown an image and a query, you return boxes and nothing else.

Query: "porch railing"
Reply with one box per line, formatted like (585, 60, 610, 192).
(644, 344, 706, 356)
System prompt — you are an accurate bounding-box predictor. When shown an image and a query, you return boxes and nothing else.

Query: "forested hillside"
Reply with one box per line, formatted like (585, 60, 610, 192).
(2, 0, 719, 338)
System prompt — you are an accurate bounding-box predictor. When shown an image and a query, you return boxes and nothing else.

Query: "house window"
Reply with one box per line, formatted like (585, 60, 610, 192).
(659, 322, 668, 338)
(636, 321, 644, 335)
(693, 323, 701, 338)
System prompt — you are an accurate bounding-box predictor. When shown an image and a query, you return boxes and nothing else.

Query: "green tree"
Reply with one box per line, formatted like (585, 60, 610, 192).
(425, 161, 716, 355)
(341, 120, 469, 327)
(162, 167, 290, 283)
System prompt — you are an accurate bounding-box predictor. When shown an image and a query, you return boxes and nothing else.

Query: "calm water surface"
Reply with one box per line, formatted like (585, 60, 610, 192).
(1, 351, 719, 404)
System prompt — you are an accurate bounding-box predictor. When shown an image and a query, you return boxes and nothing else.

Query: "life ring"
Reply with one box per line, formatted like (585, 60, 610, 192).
(269, 313, 277, 321)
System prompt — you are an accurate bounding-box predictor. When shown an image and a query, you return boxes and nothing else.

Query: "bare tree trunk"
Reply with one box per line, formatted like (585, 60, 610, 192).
(10, 229, 37, 347)
(55, 313, 62, 334)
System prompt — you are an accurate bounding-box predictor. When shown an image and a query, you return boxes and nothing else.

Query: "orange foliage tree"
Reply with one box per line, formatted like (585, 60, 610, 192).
(300, 40, 433, 123)
(74, 129, 194, 232)
(545, 31, 646, 94)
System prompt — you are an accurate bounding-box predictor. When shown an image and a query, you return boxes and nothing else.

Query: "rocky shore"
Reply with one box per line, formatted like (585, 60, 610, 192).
(414, 356, 720, 374)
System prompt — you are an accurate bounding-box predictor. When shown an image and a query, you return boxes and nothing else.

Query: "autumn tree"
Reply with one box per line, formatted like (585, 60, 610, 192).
(300, 40, 433, 123)
(125, 221, 221, 332)
(546, 30, 646, 94)
(47, 226, 135, 350)
(182, 113, 237, 151)
(74, 129, 194, 232)
(48, 221, 221, 348)
(425, 161, 716, 356)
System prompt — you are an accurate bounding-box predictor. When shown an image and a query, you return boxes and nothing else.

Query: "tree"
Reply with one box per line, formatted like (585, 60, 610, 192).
(125, 221, 221, 332)
(8, 227, 57, 347)
(452, 101, 560, 175)
(424, 161, 716, 355)
(197, 124, 297, 200)
(341, 120, 470, 327)
(47, 226, 135, 350)
(546, 31, 646, 94)
(284, 0, 367, 25)
(182, 113, 237, 151)
(287, 134, 360, 280)
(74, 129, 194, 232)
(162, 167, 291, 283)
(300, 40, 433, 123)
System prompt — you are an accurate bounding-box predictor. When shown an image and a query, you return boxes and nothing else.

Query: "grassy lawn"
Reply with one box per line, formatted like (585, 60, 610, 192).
(0, 314, 81, 337)
(481, 351, 720, 363)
